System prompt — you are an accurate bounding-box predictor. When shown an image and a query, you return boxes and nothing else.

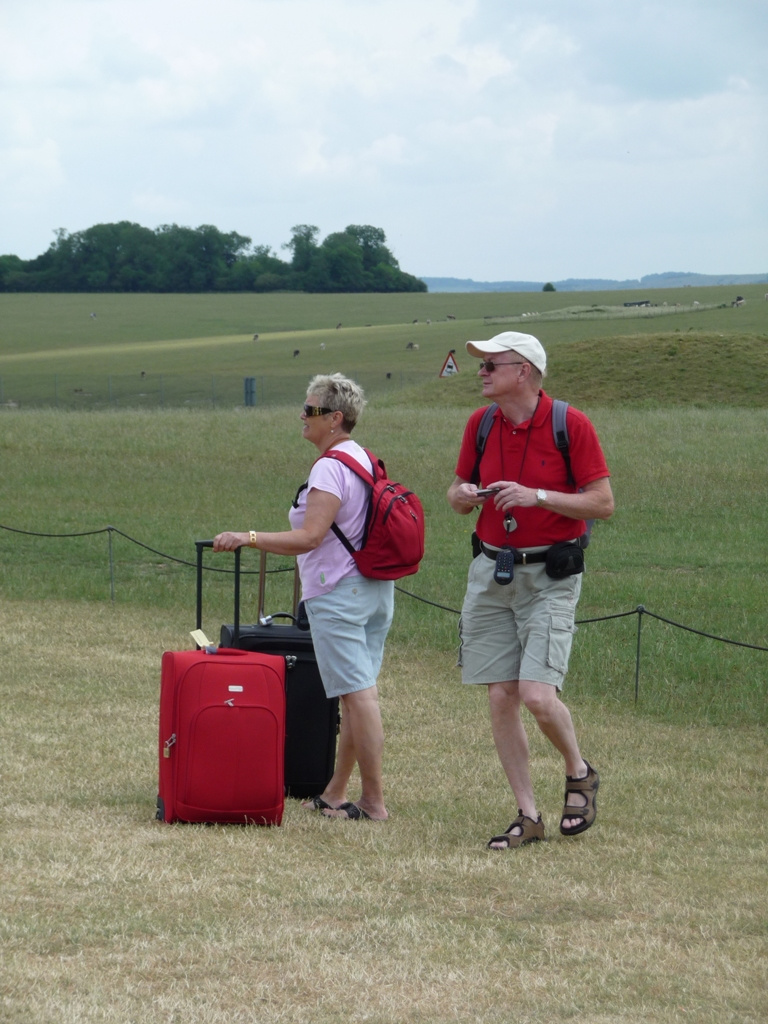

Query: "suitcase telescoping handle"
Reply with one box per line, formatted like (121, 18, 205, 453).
(195, 542, 304, 646)
(195, 540, 242, 644)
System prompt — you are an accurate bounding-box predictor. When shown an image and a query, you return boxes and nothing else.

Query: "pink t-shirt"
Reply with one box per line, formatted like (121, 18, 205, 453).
(288, 440, 371, 599)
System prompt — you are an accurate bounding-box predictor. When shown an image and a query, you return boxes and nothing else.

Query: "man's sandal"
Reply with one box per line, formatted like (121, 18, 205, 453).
(560, 761, 599, 836)
(487, 811, 545, 850)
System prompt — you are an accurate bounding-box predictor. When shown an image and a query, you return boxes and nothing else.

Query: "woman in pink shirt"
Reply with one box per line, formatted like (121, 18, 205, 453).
(214, 374, 394, 822)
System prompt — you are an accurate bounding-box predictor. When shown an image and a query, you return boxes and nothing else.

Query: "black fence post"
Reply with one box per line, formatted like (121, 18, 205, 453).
(107, 526, 115, 602)
(634, 605, 645, 702)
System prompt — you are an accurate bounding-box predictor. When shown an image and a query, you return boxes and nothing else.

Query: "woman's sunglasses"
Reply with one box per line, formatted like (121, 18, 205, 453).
(303, 403, 333, 416)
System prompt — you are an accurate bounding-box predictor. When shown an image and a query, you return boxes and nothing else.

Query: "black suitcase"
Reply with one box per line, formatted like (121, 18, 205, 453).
(195, 542, 339, 800)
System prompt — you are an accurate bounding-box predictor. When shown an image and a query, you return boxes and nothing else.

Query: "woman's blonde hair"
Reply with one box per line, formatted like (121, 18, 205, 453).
(307, 373, 366, 432)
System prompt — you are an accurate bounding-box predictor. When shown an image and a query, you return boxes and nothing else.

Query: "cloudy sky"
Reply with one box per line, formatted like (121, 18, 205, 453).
(2, 0, 766, 282)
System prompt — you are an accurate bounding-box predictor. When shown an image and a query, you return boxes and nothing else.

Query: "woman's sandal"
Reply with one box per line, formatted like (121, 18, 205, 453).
(321, 802, 372, 821)
(560, 761, 599, 836)
(302, 795, 334, 811)
(487, 811, 545, 850)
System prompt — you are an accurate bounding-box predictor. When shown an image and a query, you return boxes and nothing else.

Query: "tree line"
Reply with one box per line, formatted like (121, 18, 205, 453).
(0, 222, 427, 294)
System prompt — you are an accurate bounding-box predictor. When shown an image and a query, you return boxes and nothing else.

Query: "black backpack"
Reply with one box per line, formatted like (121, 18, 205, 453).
(471, 399, 593, 547)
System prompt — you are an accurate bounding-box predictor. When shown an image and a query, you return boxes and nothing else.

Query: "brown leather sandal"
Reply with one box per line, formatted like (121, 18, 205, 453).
(487, 811, 545, 850)
(560, 761, 599, 836)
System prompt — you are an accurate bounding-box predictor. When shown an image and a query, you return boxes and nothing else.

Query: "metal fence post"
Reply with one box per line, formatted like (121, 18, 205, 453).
(635, 605, 645, 702)
(108, 527, 115, 602)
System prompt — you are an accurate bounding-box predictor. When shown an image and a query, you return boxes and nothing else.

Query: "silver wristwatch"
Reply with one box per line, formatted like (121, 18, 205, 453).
(536, 489, 548, 506)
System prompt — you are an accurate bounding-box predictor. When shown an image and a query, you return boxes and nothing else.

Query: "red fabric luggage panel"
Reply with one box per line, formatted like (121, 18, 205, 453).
(158, 648, 285, 825)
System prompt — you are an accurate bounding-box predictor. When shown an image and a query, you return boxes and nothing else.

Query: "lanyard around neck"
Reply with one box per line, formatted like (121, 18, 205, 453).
(499, 396, 540, 485)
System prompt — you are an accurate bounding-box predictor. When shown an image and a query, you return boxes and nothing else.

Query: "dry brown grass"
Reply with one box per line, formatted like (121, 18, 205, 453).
(2, 599, 766, 1024)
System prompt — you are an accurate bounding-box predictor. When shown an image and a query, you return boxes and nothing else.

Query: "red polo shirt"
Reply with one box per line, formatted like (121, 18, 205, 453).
(455, 390, 610, 548)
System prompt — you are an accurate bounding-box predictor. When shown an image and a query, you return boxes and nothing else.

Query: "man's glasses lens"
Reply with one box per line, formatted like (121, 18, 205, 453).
(480, 360, 525, 372)
(303, 403, 333, 416)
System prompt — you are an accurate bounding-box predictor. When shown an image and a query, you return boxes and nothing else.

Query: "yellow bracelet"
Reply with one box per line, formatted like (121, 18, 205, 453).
(249, 530, 258, 548)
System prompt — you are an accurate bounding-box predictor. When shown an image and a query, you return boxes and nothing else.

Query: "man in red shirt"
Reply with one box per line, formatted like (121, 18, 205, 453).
(448, 332, 614, 850)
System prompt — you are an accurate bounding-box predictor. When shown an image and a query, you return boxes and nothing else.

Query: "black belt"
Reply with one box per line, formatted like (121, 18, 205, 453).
(480, 542, 549, 565)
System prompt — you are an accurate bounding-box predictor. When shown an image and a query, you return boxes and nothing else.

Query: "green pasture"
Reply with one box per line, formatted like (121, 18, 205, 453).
(1, 400, 766, 727)
(1, 289, 767, 1023)
(1, 284, 766, 409)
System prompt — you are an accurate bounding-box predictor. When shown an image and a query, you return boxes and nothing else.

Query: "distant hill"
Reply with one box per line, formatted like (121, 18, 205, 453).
(420, 271, 768, 293)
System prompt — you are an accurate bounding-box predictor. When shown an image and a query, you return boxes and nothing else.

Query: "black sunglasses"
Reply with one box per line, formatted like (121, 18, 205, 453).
(480, 359, 527, 373)
(303, 403, 333, 416)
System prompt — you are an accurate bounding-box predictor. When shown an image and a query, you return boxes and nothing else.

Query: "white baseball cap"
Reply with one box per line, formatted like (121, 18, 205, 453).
(466, 331, 547, 374)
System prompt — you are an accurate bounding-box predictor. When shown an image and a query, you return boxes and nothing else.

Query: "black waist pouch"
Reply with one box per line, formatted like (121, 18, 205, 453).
(545, 541, 585, 579)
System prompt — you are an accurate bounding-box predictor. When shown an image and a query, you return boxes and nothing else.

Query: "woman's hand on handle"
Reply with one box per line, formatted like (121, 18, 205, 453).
(213, 531, 249, 552)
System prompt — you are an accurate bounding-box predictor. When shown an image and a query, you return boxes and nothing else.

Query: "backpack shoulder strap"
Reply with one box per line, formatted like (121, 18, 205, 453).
(319, 447, 378, 554)
(551, 398, 593, 546)
(292, 448, 376, 509)
(551, 398, 569, 451)
(551, 399, 575, 487)
(321, 447, 377, 486)
(470, 403, 498, 484)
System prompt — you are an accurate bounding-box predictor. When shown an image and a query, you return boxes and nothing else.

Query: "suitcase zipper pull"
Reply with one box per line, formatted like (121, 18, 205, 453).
(163, 733, 177, 758)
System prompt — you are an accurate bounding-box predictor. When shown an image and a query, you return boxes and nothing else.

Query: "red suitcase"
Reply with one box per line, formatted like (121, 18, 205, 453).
(157, 647, 286, 825)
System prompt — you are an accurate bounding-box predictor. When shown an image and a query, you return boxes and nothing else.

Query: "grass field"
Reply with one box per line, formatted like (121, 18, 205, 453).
(1, 287, 767, 1023)
(1, 283, 766, 409)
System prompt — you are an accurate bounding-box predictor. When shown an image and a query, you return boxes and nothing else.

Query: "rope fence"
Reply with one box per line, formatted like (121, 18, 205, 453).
(2, 521, 766, 702)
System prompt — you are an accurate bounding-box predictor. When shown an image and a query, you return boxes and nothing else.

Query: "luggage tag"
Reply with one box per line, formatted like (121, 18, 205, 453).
(190, 629, 216, 652)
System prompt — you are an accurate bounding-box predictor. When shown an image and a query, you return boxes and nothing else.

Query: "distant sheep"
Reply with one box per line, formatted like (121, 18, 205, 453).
(253, 333, 259, 341)
(446, 314, 456, 320)
(293, 349, 300, 357)
(320, 343, 326, 351)
(731, 297, 745, 307)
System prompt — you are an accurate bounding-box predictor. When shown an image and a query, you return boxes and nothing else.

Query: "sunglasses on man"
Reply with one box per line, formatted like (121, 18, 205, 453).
(479, 359, 527, 373)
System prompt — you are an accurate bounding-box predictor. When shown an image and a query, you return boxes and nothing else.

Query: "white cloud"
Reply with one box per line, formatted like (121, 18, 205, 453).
(0, 0, 765, 278)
